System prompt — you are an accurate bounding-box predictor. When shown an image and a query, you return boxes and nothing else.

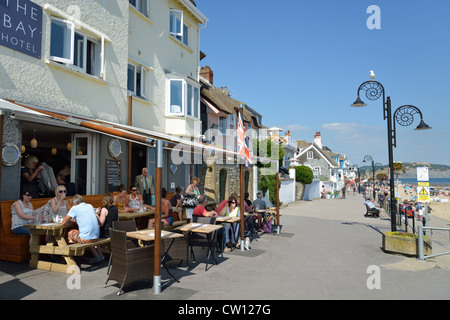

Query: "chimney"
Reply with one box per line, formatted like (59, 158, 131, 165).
(200, 66, 213, 84)
(314, 131, 322, 149)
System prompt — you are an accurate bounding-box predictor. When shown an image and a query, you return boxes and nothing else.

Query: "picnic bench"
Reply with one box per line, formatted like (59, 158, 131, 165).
(24, 222, 110, 274)
(0, 194, 106, 263)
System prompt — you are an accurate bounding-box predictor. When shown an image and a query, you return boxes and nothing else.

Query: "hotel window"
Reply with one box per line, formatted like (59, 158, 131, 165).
(169, 9, 189, 46)
(129, 0, 149, 17)
(128, 63, 147, 99)
(167, 77, 200, 118)
(50, 17, 103, 78)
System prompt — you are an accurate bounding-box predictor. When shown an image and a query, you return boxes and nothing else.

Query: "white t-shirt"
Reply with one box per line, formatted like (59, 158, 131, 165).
(67, 202, 99, 240)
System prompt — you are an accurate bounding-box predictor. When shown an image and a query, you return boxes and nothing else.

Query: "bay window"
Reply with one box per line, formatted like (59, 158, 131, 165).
(167, 77, 200, 118)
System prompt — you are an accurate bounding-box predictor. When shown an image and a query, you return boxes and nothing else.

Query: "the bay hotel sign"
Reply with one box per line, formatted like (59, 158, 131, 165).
(0, 0, 42, 59)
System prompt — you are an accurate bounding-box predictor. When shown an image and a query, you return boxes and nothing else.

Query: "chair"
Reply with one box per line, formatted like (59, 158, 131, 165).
(104, 228, 154, 296)
(106, 220, 138, 274)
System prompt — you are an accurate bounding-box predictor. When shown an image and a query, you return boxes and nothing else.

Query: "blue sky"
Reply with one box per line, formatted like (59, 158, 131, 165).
(195, 0, 450, 167)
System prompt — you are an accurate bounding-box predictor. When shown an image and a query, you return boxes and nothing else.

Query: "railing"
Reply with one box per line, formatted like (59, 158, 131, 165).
(418, 226, 450, 261)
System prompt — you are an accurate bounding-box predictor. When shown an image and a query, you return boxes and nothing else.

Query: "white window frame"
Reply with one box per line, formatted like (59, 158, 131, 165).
(169, 9, 183, 37)
(50, 17, 74, 64)
(176, 23, 189, 46)
(307, 151, 314, 159)
(128, 63, 147, 99)
(50, 16, 105, 78)
(166, 77, 200, 118)
(129, 0, 149, 17)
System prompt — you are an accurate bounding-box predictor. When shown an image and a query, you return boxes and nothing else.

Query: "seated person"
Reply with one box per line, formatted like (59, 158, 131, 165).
(61, 194, 104, 264)
(193, 195, 217, 217)
(148, 188, 175, 228)
(364, 197, 380, 217)
(96, 194, 118, 238)
(222, 196, 240, 249)
(11, 188, 39, 239)
(170, 186, 184, 221)
(113, 184, 131, 213)
(252, 192, 266, 231)
(253, 192, 267, 210)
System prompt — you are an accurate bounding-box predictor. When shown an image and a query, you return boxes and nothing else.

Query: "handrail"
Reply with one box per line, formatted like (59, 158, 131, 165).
(418, 226, 450, 260)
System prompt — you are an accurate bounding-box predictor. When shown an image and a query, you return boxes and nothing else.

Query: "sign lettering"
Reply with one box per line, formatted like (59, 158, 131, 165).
(0, 0, 42, 59)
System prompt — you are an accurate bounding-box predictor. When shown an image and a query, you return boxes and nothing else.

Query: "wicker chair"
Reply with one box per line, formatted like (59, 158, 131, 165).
(104, 228, 154, 295)
(106, 220, 138, 275)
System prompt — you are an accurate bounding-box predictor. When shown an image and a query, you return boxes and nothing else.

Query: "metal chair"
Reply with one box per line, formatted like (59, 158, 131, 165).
(189, 216, 219, 265)
(104, 228, 154, 295)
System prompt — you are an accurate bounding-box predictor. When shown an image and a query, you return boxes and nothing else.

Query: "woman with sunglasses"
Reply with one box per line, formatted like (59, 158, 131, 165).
(11, 188, 38, 236)
(126, 185, 143, 211)
(49, 185, 70, 221)
(221, 196, 241, 250)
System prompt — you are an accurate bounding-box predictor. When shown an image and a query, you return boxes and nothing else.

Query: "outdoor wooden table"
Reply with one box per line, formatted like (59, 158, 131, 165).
(126, 228, 185, 282)
(118, 209, 154, 221)
(175, 223, 223, 269)
(216, 216, 241, 245)
(23, 223, 110, 274)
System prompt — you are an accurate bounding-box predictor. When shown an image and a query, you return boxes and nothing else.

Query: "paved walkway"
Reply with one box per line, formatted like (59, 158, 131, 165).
(1, 193, 449, 300)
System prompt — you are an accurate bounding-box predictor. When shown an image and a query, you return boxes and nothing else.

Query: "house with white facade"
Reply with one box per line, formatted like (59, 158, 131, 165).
(0, 0, 208, 200)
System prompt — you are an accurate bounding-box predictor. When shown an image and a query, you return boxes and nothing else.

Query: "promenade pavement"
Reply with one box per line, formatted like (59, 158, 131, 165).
(1, 193, 449, 301)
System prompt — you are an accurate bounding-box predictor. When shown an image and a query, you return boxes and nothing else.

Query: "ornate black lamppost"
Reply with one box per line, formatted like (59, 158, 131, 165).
(362, 155, 383, 200)
(351, 78, 432, 231)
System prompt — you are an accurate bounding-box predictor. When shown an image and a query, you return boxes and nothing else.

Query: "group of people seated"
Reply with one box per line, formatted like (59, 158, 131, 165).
(11, 186, 119, 264)
(191, 191, 268, 251)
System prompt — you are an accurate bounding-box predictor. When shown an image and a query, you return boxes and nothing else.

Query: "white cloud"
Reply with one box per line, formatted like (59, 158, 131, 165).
(285, 123, 309, 132)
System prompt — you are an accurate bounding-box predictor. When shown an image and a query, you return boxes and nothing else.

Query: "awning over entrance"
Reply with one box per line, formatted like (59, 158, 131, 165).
(1, 99, 276, 165)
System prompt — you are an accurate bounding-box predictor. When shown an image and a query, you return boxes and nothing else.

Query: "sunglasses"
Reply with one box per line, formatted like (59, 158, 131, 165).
(131, 189, 137, 192)
(59, 190, 67, 194)
(24, 194, 32, 197)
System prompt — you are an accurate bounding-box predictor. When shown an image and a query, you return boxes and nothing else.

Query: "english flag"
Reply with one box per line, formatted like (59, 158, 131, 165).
(237, 111, 252, 168)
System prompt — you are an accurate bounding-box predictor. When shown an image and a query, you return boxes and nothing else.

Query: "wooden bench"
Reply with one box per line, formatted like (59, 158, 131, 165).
(364, 204, 380, 218)
(0, 194, 106, 263)
(26, 222, 110, 274)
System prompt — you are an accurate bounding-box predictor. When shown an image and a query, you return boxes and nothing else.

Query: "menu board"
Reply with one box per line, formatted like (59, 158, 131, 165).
(106, 159, 121, 193)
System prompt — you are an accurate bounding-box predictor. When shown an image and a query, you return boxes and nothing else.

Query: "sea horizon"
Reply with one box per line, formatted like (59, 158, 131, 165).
(396, 177, 450, 187)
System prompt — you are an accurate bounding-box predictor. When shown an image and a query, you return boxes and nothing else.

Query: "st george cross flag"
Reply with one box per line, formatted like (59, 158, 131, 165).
(237, 111, 252, 168)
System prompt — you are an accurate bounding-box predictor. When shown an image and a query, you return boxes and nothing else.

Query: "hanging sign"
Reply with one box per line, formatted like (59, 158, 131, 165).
(0, 0, 43, 59)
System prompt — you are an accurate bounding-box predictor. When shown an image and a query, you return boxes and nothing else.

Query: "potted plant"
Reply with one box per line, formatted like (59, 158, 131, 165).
(327, 191, 332, 199)
(382, 231, 432, 256)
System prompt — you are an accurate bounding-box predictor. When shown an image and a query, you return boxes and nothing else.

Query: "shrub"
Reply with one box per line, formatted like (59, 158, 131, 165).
(295, 165, 313, 184)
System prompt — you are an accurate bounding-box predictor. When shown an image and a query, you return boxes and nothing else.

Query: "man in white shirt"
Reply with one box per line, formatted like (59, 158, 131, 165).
(61, 194, 104, 264)
(364, 197, 380, 217)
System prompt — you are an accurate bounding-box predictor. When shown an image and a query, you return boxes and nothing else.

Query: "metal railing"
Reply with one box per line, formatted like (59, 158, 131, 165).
(418, 226, 450, 261)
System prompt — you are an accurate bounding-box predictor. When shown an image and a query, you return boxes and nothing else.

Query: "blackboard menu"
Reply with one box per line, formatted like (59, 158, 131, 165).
(106, 159, 121, 193)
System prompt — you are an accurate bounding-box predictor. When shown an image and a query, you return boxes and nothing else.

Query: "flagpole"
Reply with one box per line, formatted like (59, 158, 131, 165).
(237, 107, 245, 251)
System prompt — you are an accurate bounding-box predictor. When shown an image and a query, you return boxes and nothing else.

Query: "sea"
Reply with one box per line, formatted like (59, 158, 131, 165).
(396, 178, 450, 187)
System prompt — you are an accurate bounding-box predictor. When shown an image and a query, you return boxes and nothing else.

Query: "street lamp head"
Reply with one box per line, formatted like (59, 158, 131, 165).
(414, 119, 432, 131)
(350, 96, 367, 107)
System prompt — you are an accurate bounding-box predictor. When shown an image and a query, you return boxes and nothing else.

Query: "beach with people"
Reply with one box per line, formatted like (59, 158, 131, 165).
(396, 183, 450, 221)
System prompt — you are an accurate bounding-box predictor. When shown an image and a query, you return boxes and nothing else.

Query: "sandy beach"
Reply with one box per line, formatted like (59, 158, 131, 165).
(398, 184, 450, 221)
